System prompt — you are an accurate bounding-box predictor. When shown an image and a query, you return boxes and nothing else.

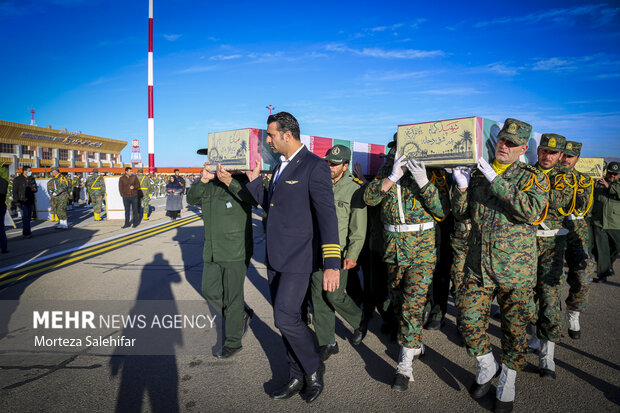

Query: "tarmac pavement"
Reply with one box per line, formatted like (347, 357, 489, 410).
(0, 198, 619, 412)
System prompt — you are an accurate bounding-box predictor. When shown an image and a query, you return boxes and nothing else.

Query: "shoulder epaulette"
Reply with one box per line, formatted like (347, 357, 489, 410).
(521, 163, 550, 192)
(352, 176, 364, 186)
(520, 163, 544, 176)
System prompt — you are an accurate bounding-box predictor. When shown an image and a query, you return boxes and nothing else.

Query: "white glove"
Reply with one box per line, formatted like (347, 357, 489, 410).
(406, 158, 429, 188)
(388, 154, 408, 183)
(477, 157, 497, 183)
(453, 166, 472, 189)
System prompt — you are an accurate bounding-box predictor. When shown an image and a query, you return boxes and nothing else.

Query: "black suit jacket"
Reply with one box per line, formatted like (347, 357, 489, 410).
(246, 145, 341, 273)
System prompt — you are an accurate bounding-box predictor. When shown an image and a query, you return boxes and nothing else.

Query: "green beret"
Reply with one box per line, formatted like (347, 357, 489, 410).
(539, 133, 566, 153)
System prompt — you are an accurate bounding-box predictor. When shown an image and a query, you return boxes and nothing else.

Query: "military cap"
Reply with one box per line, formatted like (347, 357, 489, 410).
(92, 168, 99, 173)
(564, 141, 582, 157)
(497, 118, 532, 146)
(138, 168, 144, 173)
(608, 161, 620, 174)
(51, 166, 60, 172)
(538, 133, 566, 153)
(324, 145, 351, 165)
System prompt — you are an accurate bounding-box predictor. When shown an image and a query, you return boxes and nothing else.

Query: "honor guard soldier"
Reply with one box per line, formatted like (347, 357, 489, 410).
(528, 134, 575, 380)
(47, 167, 70, 229)
(591, 161, 620, 283)
(364, 140, 450, 391)
(310, 145, 367, 361)
(86, 169, 106, 221)
(452, 119, 548, 413)
(560, 141, 595, 338)
(136, 168, 152, 221)
(187, 162, 256, 359)
(70, 173, 82, 208)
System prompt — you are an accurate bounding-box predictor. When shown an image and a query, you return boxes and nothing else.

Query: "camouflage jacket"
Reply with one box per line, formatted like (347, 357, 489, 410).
(47, 175, 69, 198)
(364, 172, 450, 265)
(333, 172, 367, 262)
(592, 179, 620, 230)
(137, 174, 152, 196)
(85, 175, 106, 196)
(452, 161, 548, 289)
(535, 163, 577, 232)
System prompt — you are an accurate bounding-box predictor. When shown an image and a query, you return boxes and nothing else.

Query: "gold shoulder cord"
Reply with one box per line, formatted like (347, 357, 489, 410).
(556, 172, 577, 216)
(525, 169, 550, 225)
(574, 174, 594, 216)
(429, 170, 447, 222)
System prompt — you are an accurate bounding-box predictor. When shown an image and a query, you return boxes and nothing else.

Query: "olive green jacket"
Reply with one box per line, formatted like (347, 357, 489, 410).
(592, 180, 620, 230)
(333, 172, 367, 262)
(187, 176, 257, 263)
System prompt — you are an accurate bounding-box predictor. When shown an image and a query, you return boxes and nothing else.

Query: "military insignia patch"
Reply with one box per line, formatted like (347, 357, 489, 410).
(566, 142, 573, 150)
(507, 123, 518, 134)
(549, 137, 557, 148)
(337, 201, 345, 207)
(285, 180, 298, 184)
(332, 147, 340, 155)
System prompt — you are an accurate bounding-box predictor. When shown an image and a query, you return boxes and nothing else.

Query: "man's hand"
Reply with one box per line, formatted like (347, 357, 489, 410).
(598, 178, 610, 188)
(323, 269, 340, 292)
(343, 258, 357, 270)
(388, 154, 408, 183)
(200, 163, 215, 183)
(216, 164, 232, 187)
(129, 185, 134, 190)
(245, 160, 261, 182)
(477, 157, 498, 183)
(406, 157, 429, 188)
(453, 166, 472, 189)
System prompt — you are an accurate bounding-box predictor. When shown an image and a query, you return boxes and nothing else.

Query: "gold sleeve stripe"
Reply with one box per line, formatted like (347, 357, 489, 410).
(322, 244, 340, 250)
(322, 247, 341, 252)
(323, 254, 341, 258)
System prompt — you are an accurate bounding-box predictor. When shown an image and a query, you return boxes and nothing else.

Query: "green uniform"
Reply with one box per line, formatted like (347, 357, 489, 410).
(137, 174, 152, 215)
(534, 164, 575, 342)
(85, 174, 106, 214)
(591, 176, 620, 278)
(364, 172, 450, 349)
(452, 161, 548, 371)
(186, 176, 256, 349)
(47, 174, 70, 220)
(71, 176, 82, 204)
(310, 172, 367, 346)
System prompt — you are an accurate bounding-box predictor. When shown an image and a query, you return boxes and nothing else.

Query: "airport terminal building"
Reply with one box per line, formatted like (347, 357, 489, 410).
(0, 120, 127, 174)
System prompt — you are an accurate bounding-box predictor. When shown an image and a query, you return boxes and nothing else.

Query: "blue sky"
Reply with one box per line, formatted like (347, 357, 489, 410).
(1, 0, 619, 166)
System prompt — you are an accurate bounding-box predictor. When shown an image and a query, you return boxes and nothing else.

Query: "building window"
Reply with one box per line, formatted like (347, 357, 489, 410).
(88, 151, 96, 160)
(59, 149, 69, 161)
(0, 143, 14, 154)
(21, 145, 34, 156)
(41, 148, 53, 160)
(74, 151, 83, 161)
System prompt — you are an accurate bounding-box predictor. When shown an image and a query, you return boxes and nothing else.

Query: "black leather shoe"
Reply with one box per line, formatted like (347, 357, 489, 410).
(568, 328, 581, 339)
(593, 276, 607, 283)
(242, 308, 254, 338)
(319, 343, 339, 361)
(424, 318, 444, 331)
(350, 319, 367, 346)
(470, 366, 501, 399)
(121, 224, 130, 229)
(391, 373, 409, 392)
(270, 378, 303, 400)
(301, 362, 325, 403)
(539, 368, 556, 380)
(494, 399, 514, 413)
(214, 345, 242, 359)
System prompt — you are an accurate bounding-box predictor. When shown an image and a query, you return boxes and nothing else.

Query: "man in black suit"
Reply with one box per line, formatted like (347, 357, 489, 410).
(245, 112, 341, 403)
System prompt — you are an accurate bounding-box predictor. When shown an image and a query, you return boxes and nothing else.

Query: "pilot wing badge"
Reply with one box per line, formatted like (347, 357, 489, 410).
(285, 180, 299, 185)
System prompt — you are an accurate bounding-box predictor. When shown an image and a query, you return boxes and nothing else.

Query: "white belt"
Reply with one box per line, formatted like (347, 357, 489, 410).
(455, 222, 472, 231)
(537, 228, 569, 237)
(567, 214, 584, 221)
(385, 222, 436, 233)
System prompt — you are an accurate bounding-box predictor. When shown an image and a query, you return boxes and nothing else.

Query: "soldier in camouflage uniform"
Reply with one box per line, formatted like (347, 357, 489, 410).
(310, 145, 367, 361)
(71, 173, 82, 207)
(136, 168, 152, 220)
(560, 142, 595, 338)
(527, 134, 576, 380)
(46, 167, 70, 229)
(86, 169, 106, 221)
(364, 141, 450, 391)
(452, 119, 548, 413)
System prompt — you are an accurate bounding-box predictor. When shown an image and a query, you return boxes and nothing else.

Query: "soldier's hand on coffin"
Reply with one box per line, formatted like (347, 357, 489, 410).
(216, 164, 232, 187)
(323, 268, 340, 292)
(406, 158, 429, 188)
(245, 160, 261, 182)
(477, 157, 498, 183)
(453, 166, 472, 189)
(388, 154, 408, 183)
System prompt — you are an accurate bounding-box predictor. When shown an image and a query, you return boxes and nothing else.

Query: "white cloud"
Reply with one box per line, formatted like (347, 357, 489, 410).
(474, 4, 619, 28)
(176, 65, 217, 74)
(419, 87, 484, 95)
(363, 70, 433, 81)
(163, 34, 182, 42)
(325, 43, 443, 59)
(209, 54, 243, 61)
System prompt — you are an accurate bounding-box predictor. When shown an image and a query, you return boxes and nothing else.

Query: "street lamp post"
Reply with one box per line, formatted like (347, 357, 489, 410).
(266, 105, 275, 115)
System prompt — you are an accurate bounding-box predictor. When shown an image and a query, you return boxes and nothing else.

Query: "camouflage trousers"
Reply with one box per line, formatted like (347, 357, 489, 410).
(139, 191, 150, 211)
(534, 235, 567, 342)
(51, 195, 68, 220)
(450, 229, 470, 303)
(457, 274, 534, 371)
(387, 252, 435, 348)
(90, 193, 105, 214)
(564, 219, 593, 312)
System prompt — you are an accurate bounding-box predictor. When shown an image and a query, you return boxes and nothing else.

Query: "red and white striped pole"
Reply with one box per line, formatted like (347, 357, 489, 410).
(147, 0, 155, 174)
